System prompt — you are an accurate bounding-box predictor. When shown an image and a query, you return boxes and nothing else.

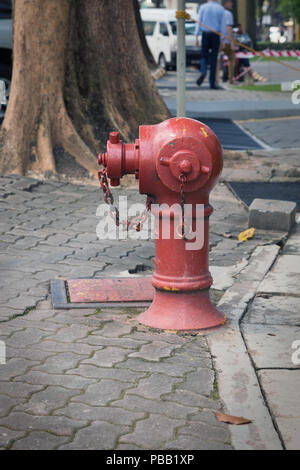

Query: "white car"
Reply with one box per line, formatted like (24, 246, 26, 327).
(141, 8, 201, 70)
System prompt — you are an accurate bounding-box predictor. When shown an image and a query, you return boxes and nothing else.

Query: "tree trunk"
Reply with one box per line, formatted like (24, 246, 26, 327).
(232, 0, 239, 26)
(257, 0, 264, 40)
(246, 0, 257, 48)
(0, 0, 170, 176)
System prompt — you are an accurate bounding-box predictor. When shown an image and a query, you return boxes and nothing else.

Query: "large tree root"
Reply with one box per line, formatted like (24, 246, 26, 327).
(37, 115, 56, 174)
(0, 0, 170, 178)
(0, 101, 99, 176)
(58, 108, 99, 176)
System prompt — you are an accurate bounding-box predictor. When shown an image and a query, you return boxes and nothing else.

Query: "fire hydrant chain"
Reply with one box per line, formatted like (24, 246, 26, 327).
(98, 168, 120, 226)
(98, 168, 152, 232)
(179, 174, 187, 240)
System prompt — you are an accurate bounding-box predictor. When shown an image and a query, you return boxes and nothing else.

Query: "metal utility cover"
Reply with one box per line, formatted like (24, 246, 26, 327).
(68, 278, 153, 303)
(50, 278, 153, 309)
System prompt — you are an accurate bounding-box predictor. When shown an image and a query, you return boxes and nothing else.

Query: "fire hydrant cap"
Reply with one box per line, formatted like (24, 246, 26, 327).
(109, 132, 120, 144)
(168, 149, 201, 184)
(156, 138, 213, 193)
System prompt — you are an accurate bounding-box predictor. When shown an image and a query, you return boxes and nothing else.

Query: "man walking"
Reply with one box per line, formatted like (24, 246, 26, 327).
(195, 0, 225, 90)
(222, 0, 236, 85)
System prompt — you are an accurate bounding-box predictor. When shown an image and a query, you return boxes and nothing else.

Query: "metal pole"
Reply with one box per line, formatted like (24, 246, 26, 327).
(177, 0, 186, 117)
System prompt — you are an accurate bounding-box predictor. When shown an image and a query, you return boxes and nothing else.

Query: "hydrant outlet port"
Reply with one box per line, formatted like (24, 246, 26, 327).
(98, 153, 107, 167)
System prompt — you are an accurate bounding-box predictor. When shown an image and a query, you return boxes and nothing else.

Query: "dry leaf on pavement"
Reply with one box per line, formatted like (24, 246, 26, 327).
(215, 412, 252, 425)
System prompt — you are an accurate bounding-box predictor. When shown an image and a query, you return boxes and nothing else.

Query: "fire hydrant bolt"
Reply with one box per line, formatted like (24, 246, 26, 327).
(201, 165, 210, 174)
(179, 160, 193, 175)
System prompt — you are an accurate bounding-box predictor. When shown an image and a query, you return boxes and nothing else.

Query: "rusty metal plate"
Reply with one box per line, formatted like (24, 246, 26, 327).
(67, 278, 154, 303)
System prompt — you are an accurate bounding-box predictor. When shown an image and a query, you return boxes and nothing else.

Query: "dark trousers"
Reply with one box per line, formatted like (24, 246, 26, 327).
(200, 32, 220, 88)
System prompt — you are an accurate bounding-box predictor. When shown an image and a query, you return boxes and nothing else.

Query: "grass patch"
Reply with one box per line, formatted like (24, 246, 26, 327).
(210, 289, 225, 306)
(236, 84, 284, 92)
(250, 56, 299, 62)
(211, 375, 220, 401)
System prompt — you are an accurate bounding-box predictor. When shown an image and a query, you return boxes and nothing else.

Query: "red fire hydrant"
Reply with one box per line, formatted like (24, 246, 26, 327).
(99, 118, 226, 331)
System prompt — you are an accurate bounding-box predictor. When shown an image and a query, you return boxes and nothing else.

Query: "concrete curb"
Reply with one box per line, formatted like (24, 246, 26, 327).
(152, 67, 167, 81)
(207, 244, 283, 450)
(163, 98, 300, 121)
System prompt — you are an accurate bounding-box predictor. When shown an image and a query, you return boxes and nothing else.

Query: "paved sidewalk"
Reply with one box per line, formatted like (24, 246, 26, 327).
(158, 70, 300, 120)
(221, 147, 300, 183)
(0, 175, 297, 450)
(242, 221, 300, 450)
(158, 71, 289, 103)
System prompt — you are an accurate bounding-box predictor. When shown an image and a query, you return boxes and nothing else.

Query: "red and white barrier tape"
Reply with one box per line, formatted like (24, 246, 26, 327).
(234, 50, 300, 59)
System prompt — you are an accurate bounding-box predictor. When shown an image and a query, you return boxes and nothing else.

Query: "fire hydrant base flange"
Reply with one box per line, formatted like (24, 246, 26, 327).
(138, 289, 226, 331)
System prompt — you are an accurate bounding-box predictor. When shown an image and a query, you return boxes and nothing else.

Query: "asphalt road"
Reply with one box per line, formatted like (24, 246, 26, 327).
(253, 59, 300, 85)
(238, 116, 300, 149)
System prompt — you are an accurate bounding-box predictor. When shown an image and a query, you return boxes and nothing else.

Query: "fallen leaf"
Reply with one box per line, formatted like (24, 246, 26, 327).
(223, 232, 233, 239)
(238, 228, 256, 243)
(215, 412, 252, 425)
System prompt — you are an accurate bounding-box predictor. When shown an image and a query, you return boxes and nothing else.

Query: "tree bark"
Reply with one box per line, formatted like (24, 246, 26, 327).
(246, 0, 257, 48)
(232, 0, 239, 25)
(0, 0, 170, 175)
(257, 0, 264, 40)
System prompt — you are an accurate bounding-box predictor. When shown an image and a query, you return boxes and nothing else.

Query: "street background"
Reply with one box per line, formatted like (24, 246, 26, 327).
(0, 0, 300, 452)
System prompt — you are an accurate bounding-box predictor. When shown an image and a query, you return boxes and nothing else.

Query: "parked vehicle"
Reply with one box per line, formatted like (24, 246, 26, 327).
(0, 0, 12, 113)
(141, 8, 201, 70)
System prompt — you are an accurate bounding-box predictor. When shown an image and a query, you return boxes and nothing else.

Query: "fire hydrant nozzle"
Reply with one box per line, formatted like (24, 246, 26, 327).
(98, 153, 106, 167)
(99, 118, 226, 331)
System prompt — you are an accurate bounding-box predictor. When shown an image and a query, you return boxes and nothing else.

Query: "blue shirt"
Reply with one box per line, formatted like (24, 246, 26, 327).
(195, 1, 225, 36)
(222, 9, 234, 43)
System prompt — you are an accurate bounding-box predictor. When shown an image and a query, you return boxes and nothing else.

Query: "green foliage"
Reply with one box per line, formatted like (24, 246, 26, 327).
(236, 84, 282, 92)
(257, 40, 300, 50)
(278, 0, 300, 23)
